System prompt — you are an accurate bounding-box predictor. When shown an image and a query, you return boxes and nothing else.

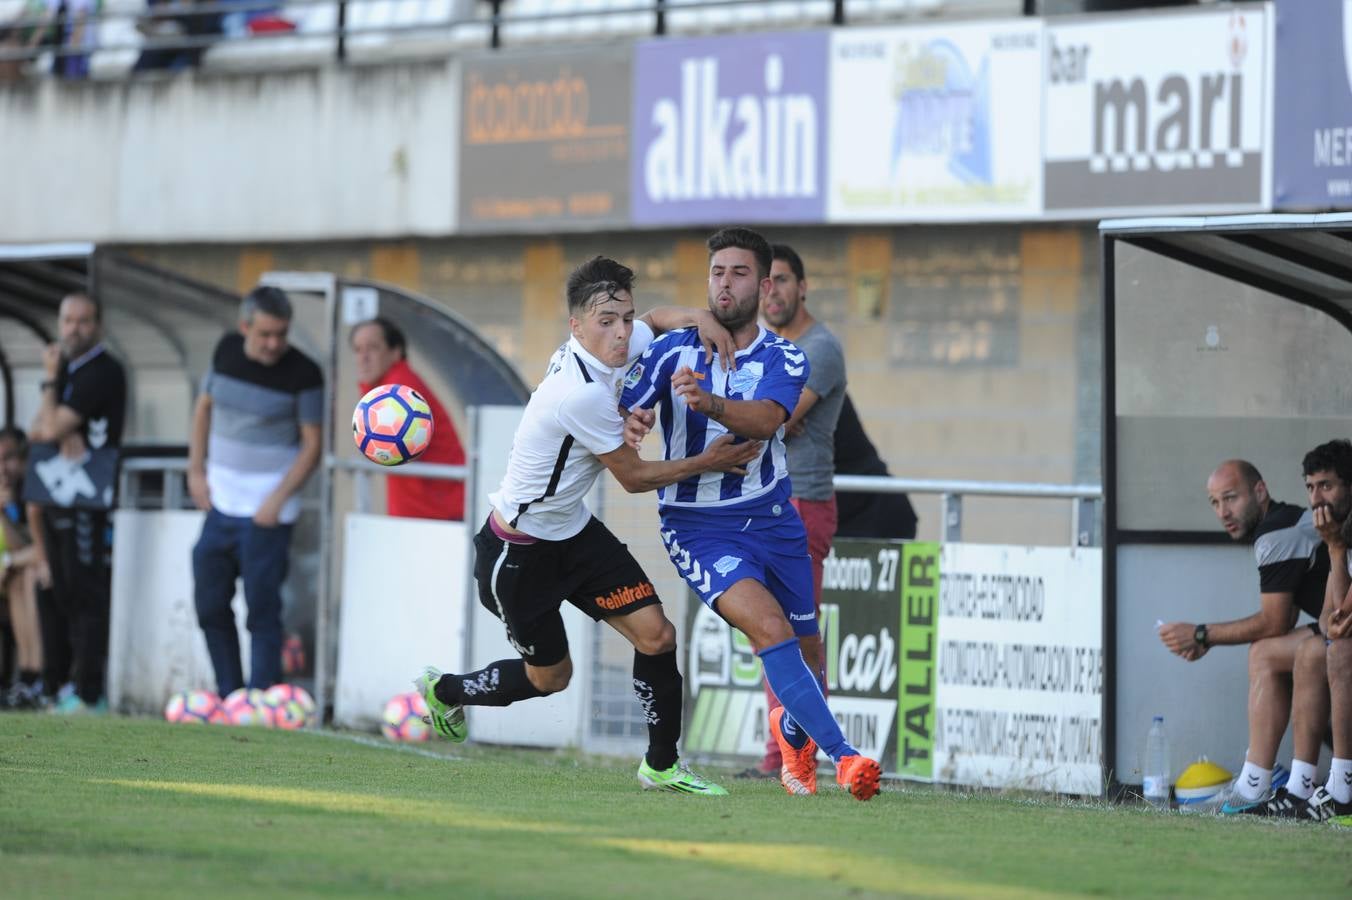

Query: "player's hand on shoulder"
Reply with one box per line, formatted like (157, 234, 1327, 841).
(694, 310, 736, 372)
(623, 408, 655, 450)
(701, 434, 761, 475)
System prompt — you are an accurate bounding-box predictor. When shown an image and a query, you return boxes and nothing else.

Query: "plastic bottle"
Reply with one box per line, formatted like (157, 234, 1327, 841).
(1143, 715, 1170, 808)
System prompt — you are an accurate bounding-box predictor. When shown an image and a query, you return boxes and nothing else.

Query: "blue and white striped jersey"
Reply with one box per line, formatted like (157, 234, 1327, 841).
(620, 325, 808, 512)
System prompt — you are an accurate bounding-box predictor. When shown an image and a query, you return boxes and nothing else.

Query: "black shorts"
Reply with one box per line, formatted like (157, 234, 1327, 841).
(472, 516, 662, 667)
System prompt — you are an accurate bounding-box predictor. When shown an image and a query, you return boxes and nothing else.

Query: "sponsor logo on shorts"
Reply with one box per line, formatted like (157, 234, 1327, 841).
(596, 581, 656, 611)
(713, 555, 742, 576)
(789, 611, 816, 622)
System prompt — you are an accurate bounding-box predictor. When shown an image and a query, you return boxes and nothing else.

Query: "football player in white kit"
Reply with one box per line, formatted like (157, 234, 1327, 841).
(416, 255, 760, 795)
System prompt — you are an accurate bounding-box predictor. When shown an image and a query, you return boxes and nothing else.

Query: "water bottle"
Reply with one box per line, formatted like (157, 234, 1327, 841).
(1143, 716, 1170, 808)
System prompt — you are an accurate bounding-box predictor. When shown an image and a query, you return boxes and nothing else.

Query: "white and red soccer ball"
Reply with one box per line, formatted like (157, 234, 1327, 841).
(262, 683, 316, 730)
(382, 691, 431, 742)
(164, 689, 226, 724)
(353, 384, 434, 466)
(222, 688, 274, 726)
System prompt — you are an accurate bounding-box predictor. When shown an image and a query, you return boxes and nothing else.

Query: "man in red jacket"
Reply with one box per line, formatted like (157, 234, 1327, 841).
(351, 318, 465, 520)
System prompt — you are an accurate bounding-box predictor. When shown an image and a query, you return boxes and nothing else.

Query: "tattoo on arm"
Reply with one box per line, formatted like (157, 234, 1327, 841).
(709, 396, 725, 419)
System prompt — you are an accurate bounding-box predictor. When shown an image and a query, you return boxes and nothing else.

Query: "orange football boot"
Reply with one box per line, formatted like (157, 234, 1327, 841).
(835, 754, 882, 801)
(769, 706, 818, 796)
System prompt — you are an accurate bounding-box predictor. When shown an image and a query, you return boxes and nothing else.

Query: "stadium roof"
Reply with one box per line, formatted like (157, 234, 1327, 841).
(1100, 213, 1352, 334)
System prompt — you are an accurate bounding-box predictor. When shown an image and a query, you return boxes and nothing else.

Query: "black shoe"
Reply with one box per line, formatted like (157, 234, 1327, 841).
(1260, 788, 1315, 820)
(1304, 786, 1352, 821)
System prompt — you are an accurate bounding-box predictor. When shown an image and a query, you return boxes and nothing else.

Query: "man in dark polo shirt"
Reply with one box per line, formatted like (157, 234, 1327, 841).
(1159, 446, 1350, 814)
(189, 286, 322, 696)
(28, 292, 126, 713)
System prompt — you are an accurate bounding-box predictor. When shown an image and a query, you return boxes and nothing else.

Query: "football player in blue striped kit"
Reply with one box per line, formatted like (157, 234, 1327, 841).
(621, 227, 882, 801)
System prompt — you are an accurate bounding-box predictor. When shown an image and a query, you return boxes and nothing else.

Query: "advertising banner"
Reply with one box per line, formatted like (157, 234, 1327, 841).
(459, 50, 631, 232)
(934, 544, 1103, 795)
(631, 32, 829, 226)
(1043, 7, 1268, 217)
(1273, 0, 1352, 209)
(827, 20, 1043, 222)
(684, 539, 905, 769)
(683, 539, 1103, 795)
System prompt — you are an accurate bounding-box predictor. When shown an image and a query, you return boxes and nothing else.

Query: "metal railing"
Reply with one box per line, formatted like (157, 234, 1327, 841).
(0, 0, 1019, 68)
(832, 474, 1103, 546)
(121, 456, 1102, 545)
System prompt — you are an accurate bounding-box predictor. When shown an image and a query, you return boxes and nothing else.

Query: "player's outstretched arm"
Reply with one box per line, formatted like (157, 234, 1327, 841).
(640, 308, 736, 370)
(597, 434, 762, 494)
(671, 366, 786, 440)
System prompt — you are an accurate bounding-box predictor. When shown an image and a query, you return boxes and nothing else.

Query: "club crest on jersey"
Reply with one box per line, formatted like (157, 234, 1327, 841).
(727, 361, 763, 396)
(623, 362, 644, 388)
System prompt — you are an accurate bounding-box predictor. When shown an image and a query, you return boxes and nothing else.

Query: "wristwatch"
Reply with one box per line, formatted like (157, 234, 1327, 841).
(1194, 623, 1209, 648)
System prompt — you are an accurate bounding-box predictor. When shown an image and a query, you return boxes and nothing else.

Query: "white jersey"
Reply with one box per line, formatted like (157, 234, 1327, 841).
(489, 321, 655, 540)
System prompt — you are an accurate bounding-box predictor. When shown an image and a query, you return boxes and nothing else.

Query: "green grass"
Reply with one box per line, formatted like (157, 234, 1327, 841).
(0, 716, 1348, 899)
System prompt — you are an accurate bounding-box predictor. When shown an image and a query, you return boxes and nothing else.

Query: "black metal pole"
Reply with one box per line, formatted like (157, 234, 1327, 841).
(336, 0, 347, 63)
(490, 0, 501, 49)
(1101, 233, 1119, 800)
(832, 0, 844, 26)
(655, 0, 665, 36)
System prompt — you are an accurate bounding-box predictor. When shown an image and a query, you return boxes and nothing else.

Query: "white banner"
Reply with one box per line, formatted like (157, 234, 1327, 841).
(827, 20, 1043, 222)
(1043, 6, 1269, 216)
(335, 514, 469, 728)
(935, 544, 1103, 795)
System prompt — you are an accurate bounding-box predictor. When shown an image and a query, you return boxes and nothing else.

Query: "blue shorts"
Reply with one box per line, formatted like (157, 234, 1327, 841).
(658, 503, 817, 637)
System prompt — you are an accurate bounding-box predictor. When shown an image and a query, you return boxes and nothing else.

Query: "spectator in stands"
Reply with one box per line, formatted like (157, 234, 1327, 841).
(0, 427, 44, 709)
(27, 292, 127, 714)
(1158, 447, 1350, 814)
(132, 0, 221, 73)
(833, 392, 918, 541)
(189, 286, 322, 696)
(738, 242, 846, 780)
(350, 317, 466, 520)
(0, 0, 87, 80)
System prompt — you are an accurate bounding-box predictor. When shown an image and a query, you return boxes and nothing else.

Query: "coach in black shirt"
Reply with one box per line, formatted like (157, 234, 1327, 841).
(28, 292, 127, 713)
(1159, 446, 1350, 812)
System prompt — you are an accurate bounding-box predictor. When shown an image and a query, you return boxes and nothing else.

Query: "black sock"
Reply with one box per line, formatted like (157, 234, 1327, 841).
(19, 669, 39, 686)
(634, 649, 682, 771)
(434, 659, 547, 708)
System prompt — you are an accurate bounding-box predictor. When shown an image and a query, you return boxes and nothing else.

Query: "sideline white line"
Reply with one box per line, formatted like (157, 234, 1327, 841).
(308, 727, 463, 762)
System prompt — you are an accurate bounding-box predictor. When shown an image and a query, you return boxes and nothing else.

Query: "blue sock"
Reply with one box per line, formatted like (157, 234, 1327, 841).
(759, 638, 856, 762)
(779, 706, 809, 750)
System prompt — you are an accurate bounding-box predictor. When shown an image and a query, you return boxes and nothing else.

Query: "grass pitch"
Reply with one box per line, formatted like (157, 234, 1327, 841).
(1, 715, 1348, 899)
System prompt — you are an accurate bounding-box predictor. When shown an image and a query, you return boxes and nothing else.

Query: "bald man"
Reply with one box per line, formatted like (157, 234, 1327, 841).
(1159, 445, 1351, 814)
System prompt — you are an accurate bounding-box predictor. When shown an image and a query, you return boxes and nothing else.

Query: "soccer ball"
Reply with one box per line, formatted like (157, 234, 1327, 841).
(1175, 758, 1233, 812)
(381, 691, 431, 742)
(164, 689, 224, 724)
(262, 683, 316, 731)
(222, 688, 274, 726)
(352, 384, 434, 466)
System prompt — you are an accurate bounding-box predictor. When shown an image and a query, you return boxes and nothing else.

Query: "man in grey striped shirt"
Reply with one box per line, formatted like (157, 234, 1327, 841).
(188, 286, 323, 696)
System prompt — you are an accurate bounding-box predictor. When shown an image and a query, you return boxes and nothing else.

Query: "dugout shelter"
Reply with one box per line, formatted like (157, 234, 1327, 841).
(1102, 213, 1352, 790)
(0, 244, 529, 722)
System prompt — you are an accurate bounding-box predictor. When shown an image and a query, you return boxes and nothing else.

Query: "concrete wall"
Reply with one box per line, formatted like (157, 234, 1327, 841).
(1, 62, 459, 243)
